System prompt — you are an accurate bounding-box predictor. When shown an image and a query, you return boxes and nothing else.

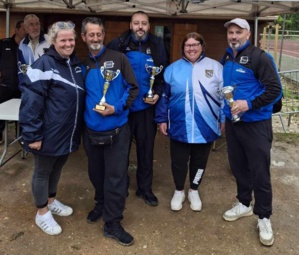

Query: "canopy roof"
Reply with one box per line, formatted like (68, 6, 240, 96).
(1, 0, 298, 19)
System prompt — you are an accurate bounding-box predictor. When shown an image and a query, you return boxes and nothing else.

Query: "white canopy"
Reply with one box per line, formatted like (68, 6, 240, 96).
(1, 0, 298, 43)
(0, 0, 298, 18)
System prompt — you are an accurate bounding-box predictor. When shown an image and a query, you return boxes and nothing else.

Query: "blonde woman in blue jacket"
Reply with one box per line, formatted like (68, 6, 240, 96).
(155, 32, 224, 212)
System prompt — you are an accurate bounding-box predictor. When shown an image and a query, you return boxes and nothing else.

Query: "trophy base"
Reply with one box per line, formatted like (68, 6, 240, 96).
(145, 97, 154, 102)
(95, 104, 106, 111)
(232, 116, 241, 123)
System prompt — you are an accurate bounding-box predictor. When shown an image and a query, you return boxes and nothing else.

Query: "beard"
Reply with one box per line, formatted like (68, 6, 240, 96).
(89, 42, 102, 51)
(132, 30, 148, 41)
(229, 40, 246, 51)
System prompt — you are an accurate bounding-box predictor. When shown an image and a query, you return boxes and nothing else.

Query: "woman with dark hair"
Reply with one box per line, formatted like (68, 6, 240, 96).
(155, 32, 224, 212)
(19, 21, 85, 235)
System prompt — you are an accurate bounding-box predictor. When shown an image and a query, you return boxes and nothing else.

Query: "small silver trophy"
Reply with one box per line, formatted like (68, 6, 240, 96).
(19, 64, 30, 74)
(222, 86, 241, 122)
(96, 69, 118, 111)
(145, 64, 163, 102)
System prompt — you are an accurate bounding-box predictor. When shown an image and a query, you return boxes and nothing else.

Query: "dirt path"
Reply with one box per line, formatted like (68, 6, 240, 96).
(0, 131, 299, 255)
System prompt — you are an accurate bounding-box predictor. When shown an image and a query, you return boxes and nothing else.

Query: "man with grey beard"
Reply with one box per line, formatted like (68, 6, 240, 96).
(107, 11, 168, 207)
(221, 18, 282, 247)
(81, 17, 138, 246)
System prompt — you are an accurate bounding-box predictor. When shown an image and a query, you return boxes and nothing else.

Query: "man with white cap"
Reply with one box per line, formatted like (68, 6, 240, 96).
(221, 18, 282, 246)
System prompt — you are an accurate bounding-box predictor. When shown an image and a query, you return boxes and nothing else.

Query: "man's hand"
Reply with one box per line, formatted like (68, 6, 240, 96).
(158, 123, 168, 136)
(231, 99, 249, 116)
(143, 94, 160, 105)
(93, 103, 115, 116)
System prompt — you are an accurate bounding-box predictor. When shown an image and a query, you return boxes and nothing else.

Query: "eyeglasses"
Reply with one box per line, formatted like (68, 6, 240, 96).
(184, 42, 201, 49)
(56, 21, 75, 29)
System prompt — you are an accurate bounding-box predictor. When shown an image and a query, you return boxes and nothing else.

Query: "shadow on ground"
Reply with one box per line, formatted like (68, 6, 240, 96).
(0, 129, 299, 255)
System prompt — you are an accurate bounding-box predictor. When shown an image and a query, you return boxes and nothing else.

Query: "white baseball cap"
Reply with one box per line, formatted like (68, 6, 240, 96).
(224, 18, 250, 31)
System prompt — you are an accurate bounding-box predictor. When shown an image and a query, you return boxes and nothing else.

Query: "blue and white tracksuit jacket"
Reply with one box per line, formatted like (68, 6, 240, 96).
(19, 46, 85, 156)
(18, 33, 50, 85)
(222, 41, 282, 122)
(155, 54, 224, 144)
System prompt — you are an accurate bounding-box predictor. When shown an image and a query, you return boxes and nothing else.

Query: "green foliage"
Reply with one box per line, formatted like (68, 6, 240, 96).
(277, 13, 299, 31)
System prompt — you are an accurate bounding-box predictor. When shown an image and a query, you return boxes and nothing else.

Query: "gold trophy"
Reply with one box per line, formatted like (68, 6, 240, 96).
(145, 64, 163, 102)
(222, 86, 241, 122)
(96, 69, 117, 111)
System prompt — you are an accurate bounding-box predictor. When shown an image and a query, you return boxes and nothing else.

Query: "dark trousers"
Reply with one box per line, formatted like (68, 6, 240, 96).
(32, 154, 69, 208)
(225, 118, 273, 218)
(128, 107, 157, 192)
(83, 124, 130, 223)
(170, 139, 212, 191)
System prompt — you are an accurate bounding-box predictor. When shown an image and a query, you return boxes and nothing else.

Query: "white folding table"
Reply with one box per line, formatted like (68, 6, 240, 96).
(0, 98, 26, 167)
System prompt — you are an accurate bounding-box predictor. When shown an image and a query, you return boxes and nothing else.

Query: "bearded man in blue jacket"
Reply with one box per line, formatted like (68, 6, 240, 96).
(107, 11, 168, 206)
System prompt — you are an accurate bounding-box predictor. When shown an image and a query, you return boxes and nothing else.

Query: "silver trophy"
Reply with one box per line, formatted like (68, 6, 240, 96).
(96, 69, 118, 111)
(19, 63, 30, 74)
(222, 86, 241, 122)
(145, 64, 163, 102)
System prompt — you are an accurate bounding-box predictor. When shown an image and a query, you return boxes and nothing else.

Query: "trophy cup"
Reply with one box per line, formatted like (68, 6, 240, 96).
(18, 62, 30, 74)
(145, 64, 163, 102)
(222, 86, 241, 122)
(96, 69, 117, 111)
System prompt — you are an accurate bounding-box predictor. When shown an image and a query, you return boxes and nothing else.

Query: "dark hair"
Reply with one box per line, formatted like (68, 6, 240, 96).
(81, 17, 105, 34)
(131, 11, 149, 22)
(181, 32, 206, 55)
(15, 20, 24, 29)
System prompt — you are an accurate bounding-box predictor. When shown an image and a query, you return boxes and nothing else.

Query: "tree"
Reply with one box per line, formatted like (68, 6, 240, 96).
(277, 13, 299, 31)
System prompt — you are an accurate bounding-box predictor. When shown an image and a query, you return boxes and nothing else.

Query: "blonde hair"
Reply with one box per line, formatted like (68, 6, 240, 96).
(47, 21, 76, 44)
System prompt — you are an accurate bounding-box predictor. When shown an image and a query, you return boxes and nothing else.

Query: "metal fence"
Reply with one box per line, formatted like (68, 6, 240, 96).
(273, 69, 299, 132)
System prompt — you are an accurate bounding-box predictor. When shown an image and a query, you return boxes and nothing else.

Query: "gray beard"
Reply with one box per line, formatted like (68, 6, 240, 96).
(90, 43, 102, 51)
(133, 32, 147, 41)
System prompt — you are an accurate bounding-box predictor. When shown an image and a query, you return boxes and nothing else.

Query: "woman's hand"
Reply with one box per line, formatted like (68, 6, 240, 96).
(28, 141, 42, 150)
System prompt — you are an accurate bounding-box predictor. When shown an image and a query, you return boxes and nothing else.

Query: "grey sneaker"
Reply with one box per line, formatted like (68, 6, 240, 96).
(258, 218, 274, 246)
(48, 199, 73, 216)
(223, 202, 253, 221)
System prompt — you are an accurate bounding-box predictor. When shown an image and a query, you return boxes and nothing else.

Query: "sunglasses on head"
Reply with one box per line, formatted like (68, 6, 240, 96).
(56, 21, 75, 29)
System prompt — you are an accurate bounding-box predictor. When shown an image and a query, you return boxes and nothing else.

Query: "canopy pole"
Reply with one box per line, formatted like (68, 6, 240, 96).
(278, 14, 286, 72)
(254, 16, 258, 47)
(5, 0, 11, 38)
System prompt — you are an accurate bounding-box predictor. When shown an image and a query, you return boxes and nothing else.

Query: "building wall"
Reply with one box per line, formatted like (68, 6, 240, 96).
(0, 12, 258, 64)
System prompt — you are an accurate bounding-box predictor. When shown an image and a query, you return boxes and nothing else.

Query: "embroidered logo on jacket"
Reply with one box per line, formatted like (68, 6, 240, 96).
(75, 66, 82, 73)
(205, 70, 213, 78)
(236, 68, 246, 74)
(103, 61, 114, 69)
(240, 56, 249, 64)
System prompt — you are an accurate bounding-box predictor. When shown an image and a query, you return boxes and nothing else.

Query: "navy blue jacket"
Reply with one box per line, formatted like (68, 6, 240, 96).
(19, 45, 85, 156)
(106, 30, 168, 112)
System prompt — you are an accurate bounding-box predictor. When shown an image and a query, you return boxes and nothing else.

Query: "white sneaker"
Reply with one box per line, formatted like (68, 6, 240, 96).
(258, 218, 274, 246)
(171, 190, 185, 211)
(223, 202, 253, 221)
(35, 211, 62, 235)
(188, 189, 202, 211)
(48, 199, 73, 216)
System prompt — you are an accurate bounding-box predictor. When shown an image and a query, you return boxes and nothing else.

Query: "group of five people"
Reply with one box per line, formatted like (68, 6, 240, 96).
(0, 11, 281, 247)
